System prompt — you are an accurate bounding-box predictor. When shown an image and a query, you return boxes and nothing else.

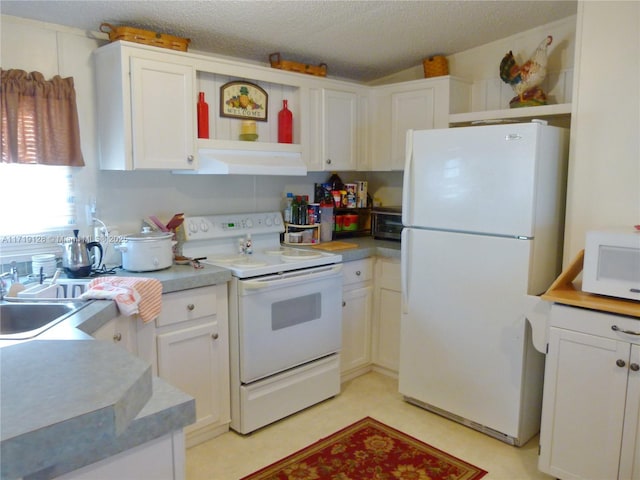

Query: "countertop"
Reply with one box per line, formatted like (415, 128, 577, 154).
(0, 238, 397, 479)
(304, 236, 401, 262)
(541, 250, 640, 318)
(0, 263, 231, 480)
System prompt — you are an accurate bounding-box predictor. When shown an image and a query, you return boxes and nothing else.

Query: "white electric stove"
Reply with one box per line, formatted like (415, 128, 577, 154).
(180, 211, 341, 277)
(181, 212, 344, 434)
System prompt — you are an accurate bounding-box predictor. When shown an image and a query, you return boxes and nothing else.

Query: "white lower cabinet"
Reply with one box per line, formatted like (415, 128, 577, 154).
(539, 304, 640, 480)
(341, 259, 373, 378)
(372, 257, 401, 373)
(137, 284, 230, 447)
(58, 431, 185, 480)
(340, 256, 402, 379)
(91, 314, 136, 354)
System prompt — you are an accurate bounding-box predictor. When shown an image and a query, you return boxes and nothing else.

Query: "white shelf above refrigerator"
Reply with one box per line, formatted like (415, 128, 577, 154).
(449, 103, 571, 127)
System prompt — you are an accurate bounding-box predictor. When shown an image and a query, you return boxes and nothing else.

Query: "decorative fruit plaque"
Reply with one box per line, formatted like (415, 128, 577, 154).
(220, 81, 268, 121)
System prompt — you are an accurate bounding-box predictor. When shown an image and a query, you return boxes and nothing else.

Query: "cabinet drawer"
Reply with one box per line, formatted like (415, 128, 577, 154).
(550, 304, 640, 344)
(342, 259, 373, 286)
(157, 286, 218, 327)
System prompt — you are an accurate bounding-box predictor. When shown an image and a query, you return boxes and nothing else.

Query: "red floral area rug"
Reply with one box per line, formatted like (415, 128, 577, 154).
(240, 417, 488, 480)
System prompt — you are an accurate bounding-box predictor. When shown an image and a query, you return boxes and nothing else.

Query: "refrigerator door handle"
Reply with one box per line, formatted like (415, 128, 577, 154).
(401, 228, 409, 314)
(402, 129, 413, 227)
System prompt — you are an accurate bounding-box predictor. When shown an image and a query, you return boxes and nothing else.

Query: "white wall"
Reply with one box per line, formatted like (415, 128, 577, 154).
(368, 15, 576, 93)
(563, 1, 640, 264)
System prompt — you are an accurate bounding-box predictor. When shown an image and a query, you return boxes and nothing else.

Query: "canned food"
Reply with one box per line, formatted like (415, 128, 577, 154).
(342, 214, 359, 231)
(308, 203, 320, 225)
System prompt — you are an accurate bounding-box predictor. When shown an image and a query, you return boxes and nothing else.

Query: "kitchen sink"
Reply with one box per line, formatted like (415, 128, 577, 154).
(0, 300, 89, 340)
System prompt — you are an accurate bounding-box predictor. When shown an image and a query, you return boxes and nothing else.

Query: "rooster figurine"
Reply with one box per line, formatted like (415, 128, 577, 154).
(500, 35, 552, 108)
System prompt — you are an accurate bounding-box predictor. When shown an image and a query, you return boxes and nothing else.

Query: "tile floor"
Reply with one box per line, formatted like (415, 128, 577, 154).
(186, 371, 554, 479)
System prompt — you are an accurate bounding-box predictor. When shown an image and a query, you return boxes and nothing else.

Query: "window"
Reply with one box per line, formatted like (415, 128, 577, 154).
(1, 69, 84, 166)
(1, 69, 83, 251)
(0, 164, 76, 235)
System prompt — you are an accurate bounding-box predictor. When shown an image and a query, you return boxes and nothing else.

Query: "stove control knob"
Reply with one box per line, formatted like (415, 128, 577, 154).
(265, 217, 273, 226)
(200, 221, 209, 232)
(245, 219, 253, 228)
(273, 216, 282, 226)
(189, 221, 198, 234)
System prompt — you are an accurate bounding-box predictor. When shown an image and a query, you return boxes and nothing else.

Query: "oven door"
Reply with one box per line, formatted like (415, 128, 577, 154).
(237, 263, 343, 383)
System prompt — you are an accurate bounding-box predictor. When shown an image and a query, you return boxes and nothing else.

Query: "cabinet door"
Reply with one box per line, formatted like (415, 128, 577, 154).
(322, 89, 357, 171)
(620, 344, 640, 480)
(130, 57, 196, 170)
(341, 285, 373, 375)
(92, 315, 135, 354)
(390, 88, 435, 170)
(157, 320, 228, 434)
(539, 327, 629, 480)
(373, 258, 401, 372)
(58, 432, 182, 480)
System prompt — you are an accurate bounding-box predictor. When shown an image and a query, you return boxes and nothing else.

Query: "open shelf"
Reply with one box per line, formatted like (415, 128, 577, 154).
(449, 103, 572, 127)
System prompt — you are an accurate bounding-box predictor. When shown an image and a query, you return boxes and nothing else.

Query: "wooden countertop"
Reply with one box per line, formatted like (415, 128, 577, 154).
(541, 250, 640, 318)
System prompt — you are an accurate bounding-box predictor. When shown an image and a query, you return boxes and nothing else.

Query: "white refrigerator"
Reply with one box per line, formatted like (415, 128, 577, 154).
(399, 121, 569, 446)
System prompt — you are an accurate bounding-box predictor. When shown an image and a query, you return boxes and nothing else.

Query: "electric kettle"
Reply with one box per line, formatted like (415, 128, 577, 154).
(61, 230, 103, 278)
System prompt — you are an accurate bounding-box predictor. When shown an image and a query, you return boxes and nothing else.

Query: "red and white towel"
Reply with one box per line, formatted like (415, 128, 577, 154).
(80, 277, 163, 323)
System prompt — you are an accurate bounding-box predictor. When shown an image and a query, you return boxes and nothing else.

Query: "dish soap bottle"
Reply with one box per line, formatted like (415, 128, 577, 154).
(283, 192, 294, 223)
(278, 99, 293, 143)
(197, 92, 209, 139)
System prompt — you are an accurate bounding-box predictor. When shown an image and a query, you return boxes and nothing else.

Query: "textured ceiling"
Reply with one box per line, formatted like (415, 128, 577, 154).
(1, 0, 577, 82)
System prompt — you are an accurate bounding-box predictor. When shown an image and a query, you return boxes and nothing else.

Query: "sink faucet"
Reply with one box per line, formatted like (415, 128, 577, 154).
(0, 262, 19, 300)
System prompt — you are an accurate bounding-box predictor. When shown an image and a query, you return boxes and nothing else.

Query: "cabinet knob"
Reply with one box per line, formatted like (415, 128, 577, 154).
(187, 155, 194, 163)
(326, 158, 332, 165)
(631, 363, 640, 372)
(355, 270, 361, 276)
(342, 300, 346, 307)
(187, 304, 195, 311)
(617, 359, 627, 368)
(113, 333, 122, 342)
(211, 333, 219, 340)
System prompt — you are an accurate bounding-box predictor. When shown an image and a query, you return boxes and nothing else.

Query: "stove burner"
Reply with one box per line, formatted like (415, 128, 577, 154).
(263, 248, 289, 255)
(231, 259, 268, 268)
(281, 250, 323, 262)
(208, 255, 246, 264)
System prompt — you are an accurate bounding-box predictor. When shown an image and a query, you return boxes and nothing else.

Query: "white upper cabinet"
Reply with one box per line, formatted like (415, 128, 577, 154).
(370, 77, 470, 171)
(389, 88, 436, 171)
(94, 42, 197, 170)
(323, 89, 357, 171)
(130, 57, 196, 169)
(307, 88, 359, 171)
(92, 30, 573, 173)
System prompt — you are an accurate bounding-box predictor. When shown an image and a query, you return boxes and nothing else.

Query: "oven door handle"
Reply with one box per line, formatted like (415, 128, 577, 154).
(241, 264, 343, 290)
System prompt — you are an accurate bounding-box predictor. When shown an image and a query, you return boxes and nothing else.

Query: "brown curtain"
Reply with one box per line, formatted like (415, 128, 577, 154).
(1, 69, 84, 166)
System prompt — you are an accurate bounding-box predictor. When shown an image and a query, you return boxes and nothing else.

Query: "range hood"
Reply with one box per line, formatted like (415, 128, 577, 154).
(173, 147, 307, 176)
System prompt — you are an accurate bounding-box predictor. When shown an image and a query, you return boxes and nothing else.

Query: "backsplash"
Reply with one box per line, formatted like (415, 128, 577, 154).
(93, 170, 403, 237)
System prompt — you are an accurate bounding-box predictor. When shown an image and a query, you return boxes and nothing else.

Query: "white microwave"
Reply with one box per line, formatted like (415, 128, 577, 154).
(582, 228, 640, 301)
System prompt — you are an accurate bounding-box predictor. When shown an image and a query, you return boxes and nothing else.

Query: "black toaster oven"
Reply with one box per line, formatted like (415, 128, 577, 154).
(371, 207, 403, 241)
